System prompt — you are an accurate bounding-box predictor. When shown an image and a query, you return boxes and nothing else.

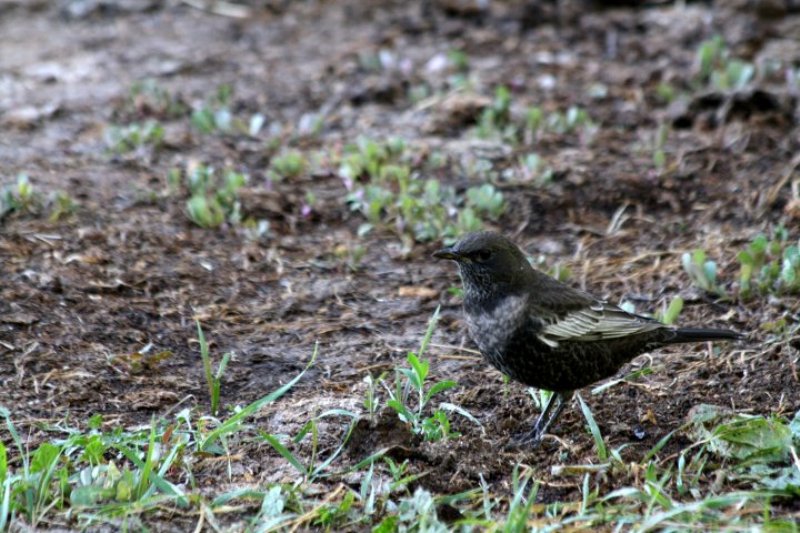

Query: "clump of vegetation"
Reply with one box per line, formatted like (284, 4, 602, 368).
(682, 249, 727, 297)
(191, 84, 234, 133)
(680, 227, 799, 301)
(191, 85, 266, 136)
(1, 174, 76, 223)
(517, 153, 554, 187)
(546, 106, 593, 135)
(268, 150, 307, 181)
(105, 120, 165, 155)
(383, 307, 467, 442)
(696, 35, 755, 91)
(122, 79, 187, 120)
(473, 85, 596, 146)
(656, 296, 684, 325)
(2, 314, 799, 530)
(476, 86, 514, 140)
(182, 163, 247, 228)
(0, 337, 318, 530)
(1, 174, 39, 219)
(738, 227, 800, 299)
(341, 137, 505, 247)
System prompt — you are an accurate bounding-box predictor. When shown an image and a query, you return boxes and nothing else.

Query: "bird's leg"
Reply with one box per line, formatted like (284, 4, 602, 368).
(523, 390, 574, 447)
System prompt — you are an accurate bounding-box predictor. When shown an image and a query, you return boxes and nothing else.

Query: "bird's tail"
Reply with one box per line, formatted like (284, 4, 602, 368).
(666, 327, 743, 344)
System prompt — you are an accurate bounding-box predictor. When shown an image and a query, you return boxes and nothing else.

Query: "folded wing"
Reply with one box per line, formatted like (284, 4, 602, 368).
(537, 301, 665, 347)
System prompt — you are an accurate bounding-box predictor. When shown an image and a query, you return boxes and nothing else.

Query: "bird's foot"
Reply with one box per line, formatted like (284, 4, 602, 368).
(505, 428, 544, 450)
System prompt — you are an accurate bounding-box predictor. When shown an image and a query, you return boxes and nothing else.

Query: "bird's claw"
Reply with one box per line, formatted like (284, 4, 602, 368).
(505, 429, 544, 450)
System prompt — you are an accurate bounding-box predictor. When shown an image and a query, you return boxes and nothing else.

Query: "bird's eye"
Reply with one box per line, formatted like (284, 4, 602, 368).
(474, 249, 492, 262)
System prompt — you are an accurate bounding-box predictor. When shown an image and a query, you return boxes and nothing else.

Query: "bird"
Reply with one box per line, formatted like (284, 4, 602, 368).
(433, 231, 742, 446)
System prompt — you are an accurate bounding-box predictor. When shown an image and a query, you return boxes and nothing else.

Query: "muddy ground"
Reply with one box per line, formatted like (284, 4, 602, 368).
(1, 0, 799, 529)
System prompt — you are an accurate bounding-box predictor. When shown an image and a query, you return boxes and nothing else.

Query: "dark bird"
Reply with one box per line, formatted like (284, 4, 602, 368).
(434, 231, 742, 446)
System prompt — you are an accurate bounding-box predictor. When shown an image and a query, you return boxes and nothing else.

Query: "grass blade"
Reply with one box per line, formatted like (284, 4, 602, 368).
(200, 343, 318, 451)
(577, 393, 607, 461)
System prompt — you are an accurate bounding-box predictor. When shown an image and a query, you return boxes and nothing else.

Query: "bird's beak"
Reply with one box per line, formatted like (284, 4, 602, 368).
(433, 247, 461, 261)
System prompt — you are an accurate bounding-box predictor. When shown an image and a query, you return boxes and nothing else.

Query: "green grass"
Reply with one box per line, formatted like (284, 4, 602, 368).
(0, 336, 318, 530)
(3, 317, 798, 531)
(196, 320, 231, 416)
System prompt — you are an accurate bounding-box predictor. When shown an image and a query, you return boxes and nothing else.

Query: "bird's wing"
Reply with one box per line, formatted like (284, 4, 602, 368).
(537, 301, 664, 347)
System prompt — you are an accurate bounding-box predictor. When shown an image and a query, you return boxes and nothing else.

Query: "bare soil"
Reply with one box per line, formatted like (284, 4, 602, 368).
(1, 0, 799, 529)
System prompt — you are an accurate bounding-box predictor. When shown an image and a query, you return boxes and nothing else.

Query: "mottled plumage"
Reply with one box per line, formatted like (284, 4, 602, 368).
(434, 231, 742, 446)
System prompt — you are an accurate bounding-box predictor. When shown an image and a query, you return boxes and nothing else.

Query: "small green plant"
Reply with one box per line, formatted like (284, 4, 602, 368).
(465, 183, 504, 220)
(714, 60, 755, 91)
(384, 307, 460, 441)
(696, 36, 755, 90)
(697, 36, 726, 83)
(547, 106, 592, 135)
(447, 49, 469, 72)
(191, 85, 233, 133)
(652, 122, 670, 172)
(655, 82, 677, 104)
(476, 86, 516, 140)
(190, 84, 265, 136)
(105, 120, 165, 154)
(1, 174, 40, 219)
(682, 249, 726, 297)
(362, 374, 384, 421)
(184, 164, 247, 228)
(738, 228, 800, 299)
(124, 79, 186, 119)
(260, 411, 358, 485)
(268, 151, 307, 181)
(687, 404, 793, 465)
(518, 153, 554, 187)
(524, 106, 544, 142)
(48, 191, 76, 222)
(0, 352, 328, 530)
(0, 407, 188, 529)
(656, 296, 684, 325)
(196, 321, 231, 416)
(333, 241, 367, 271)
(373, 487, 445, 532)
(528, 388, 552, 415)
(444, 49, 471, 90)
(186, 195, 225, 228)
(1, 176, 76, 223)
(522, 105, 596, 144)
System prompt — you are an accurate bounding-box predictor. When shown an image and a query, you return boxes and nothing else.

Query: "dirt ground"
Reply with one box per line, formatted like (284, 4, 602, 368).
(1, 0, 799, 529)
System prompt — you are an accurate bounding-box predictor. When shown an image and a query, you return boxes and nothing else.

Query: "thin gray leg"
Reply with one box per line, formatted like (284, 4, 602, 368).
(525, 390, 574, 447)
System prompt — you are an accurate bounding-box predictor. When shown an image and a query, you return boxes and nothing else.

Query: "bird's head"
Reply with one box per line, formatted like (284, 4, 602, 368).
(433, 231, 533, 299)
